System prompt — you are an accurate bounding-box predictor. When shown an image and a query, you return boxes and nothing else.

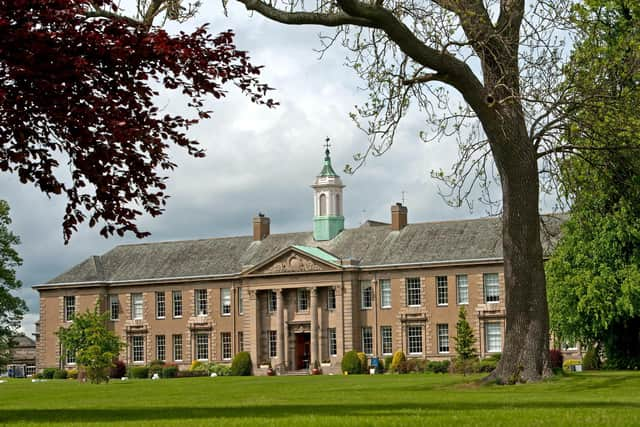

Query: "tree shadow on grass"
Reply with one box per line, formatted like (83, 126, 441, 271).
(2, 401, 639, 424)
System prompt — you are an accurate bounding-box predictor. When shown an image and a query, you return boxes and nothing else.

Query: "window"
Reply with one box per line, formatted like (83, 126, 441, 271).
(380, 279, 391, 308)
(484, 273, 500, 303)
(407, 325, 423, 354)
(238, 288, 244, 314)
(64, 296, 75, 322)
(222, 332, 232, 360)
(437, 324, 449, 353)
(319, 193, 327, 216)
(268, 330, 277, 358)
(361, 327, 373, 355)
(238, 332, 244, 352)
(297, 288, 309, 312)
(381, 326, 393, 355)
(109, 295, 119, 321)
(172, 334, 183, 361)
(436, 276, 448, 306)
(360, 281, 372, 309)
(328, 328, 337, 356)
(268, 290, 277, 313)
(156, 335, 166, 361)
(131, 293, 143, 320)
(406, 278, 421, 306)
(485, 322, 502, 353)
(156, 292, 165, 319)
(172, 291, 182, 318)
(195, 289, 208, 315)
(196, 333, 209, 360)
(221, 288, 231, 316)
(456, 274, 469, 305)
(132, 335, 144, 363)
(66, 349, 76, 365)
(327, 287, 336, 310)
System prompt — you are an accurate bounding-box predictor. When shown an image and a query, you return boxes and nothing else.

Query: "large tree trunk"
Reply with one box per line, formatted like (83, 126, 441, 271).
(485, 104, 552, 383)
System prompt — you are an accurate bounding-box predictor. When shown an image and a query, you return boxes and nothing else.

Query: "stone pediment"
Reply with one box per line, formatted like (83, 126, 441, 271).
(244, 247, 341, 276)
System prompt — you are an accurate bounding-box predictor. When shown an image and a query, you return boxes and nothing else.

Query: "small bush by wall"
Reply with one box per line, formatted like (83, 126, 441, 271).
(110, 360, 126, 379)
(390, 350, 406, 373)
(582, 346, 601, 370)
(128, 366, 150, 379)
(53, 369, 68, 379)
(148, 360, 165, 377)
(176, 370, 208, 378)
(162, 364, 179, 378)
(41, 368, 57, 379)
(384, 356, 393, 373)
(210, 363, 232, 376)
(190, 360, 207, 372)
(67, 369, 79, 379)
(549, 349, 564, 369)
(231, 352, 252, 376)
(563, 359, 582, 372)
(357, 352, 367, 372)
(341, 350, 362, 374)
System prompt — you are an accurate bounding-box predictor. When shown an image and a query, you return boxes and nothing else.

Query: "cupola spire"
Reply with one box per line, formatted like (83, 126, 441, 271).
(311, 138, 345, 241)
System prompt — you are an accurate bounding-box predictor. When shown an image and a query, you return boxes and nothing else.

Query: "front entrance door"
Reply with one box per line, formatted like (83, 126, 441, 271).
(295, 333, 311, 370)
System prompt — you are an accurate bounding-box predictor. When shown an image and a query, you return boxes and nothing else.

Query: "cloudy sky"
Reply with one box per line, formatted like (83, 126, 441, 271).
(3, 2, 501, 337)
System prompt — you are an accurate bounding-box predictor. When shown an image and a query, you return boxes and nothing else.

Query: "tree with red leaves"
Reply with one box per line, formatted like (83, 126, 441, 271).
(0, 0, 275, 242)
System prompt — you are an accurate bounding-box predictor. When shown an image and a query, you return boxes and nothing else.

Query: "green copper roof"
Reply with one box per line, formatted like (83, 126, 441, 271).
(293, 245, 340, 264)
(318, 149, 339, 177)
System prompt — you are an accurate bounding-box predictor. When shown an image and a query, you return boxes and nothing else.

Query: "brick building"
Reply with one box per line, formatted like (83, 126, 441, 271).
(34, 148, 562, 373)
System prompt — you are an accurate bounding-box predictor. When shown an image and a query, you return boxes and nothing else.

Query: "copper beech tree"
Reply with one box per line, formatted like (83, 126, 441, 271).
(0, 0, 275, 243)
(212, 0, 585, 383)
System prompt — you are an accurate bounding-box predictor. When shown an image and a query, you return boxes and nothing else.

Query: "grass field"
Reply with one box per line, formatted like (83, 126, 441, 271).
(1, 371, 639, 426)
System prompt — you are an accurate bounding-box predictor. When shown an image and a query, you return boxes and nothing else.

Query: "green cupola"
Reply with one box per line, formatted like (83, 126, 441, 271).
(311, 144, 345, 241)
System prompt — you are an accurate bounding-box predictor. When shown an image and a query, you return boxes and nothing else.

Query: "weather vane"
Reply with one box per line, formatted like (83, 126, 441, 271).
(324, 137, 331, 151)
(401, 190, 407, 205)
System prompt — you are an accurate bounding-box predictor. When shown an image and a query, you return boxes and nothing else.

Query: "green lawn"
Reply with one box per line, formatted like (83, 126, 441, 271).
(1, 371, 639, 426)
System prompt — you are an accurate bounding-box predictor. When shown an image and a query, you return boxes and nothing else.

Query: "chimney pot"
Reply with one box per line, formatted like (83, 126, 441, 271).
(391, 203, 408, 231)
(253, 215, 270, 241)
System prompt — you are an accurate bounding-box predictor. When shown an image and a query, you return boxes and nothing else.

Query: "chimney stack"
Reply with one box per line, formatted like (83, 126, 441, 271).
(391, 203, 408, 231)
(253, 213, 270, 241)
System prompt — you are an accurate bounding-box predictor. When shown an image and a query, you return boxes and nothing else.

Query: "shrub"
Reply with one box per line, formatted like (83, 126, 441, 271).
(53, 368, 68, 379)
(162, 364, 179, 378)
(42, 368, 57, 379)
(128, 366, 150, 379)
(563, 359, 582, 372)
(190, 360, 207, 372)
(390, 350, 406, 373)
(582, 346, 601, 370)
(426, 360, 450, 374)
(357, 352, 367, 372)
(384, 356, 394, 373)
(67, 369, 79, 379)
(341, 350, 362, 374)
(110, 360, 126, 379)
(476, 357, 498, 373)
(549, 349, 564, 369)
(230, 351, 252, 376)
(485, 353, 501, 362)
(149, 360, 165, 377)
(452, 357, 478, 374)
(210, 363, 232, 376)
(176, 370, 208, 378)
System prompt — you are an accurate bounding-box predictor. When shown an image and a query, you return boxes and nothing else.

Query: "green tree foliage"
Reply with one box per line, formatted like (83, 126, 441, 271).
(57, 306, 122, 383)
(341, 350, 362, 374)
(454, 307, 477, 361)
(0, 200, 26, 367)
(546, 0, 640, 369)
(231, 351, 252, 376)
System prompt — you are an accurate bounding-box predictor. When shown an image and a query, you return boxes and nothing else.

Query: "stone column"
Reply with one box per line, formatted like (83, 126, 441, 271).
(248, 290, 260, 369)
(310, 287, 318, 366)
(276, 289, 285, 371)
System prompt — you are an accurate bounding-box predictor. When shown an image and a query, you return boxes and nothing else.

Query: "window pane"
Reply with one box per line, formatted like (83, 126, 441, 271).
(406, 278, 421, 306)
(222, 332, 232, 360)
(456, 275, 469, 305)
(362, 327, 373, 355)
(173, 334, 183, 361)
(327, 288, 336, 310)
(408, 326, 423, 354)
(156, 292, 165, 319)
(132, 336, 144, 362)
(328, 328, 337, 356)
(109, 295, 119, 321)
(268, 290, 277, 313)
(437, 324, 449, 353)
(268, 330, 277, 358)
(131, 293, 143, 320)
(380, 279, 391, 308)
(64, 296, 75, 322)
(221, 288, 231, 315)
(437, 276, 448, 305)
(172, 291, 182, 318)
(381, 326, 393, 355)
(196, 334, 209, 360)
(484, 273, 500, 303)
(195, 289, 208, 315)
(297, 289, 309, 312)
(156, 335, 166, 361)
(486, 322, 502, 353)
(361, 281, 372, 309)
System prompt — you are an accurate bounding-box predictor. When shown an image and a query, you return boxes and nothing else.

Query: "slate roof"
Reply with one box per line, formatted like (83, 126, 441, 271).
(42, 215, 565, 286)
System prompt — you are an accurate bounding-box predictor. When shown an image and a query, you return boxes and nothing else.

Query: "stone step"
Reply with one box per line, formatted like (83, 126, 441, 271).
(283, 370, 309, 376)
